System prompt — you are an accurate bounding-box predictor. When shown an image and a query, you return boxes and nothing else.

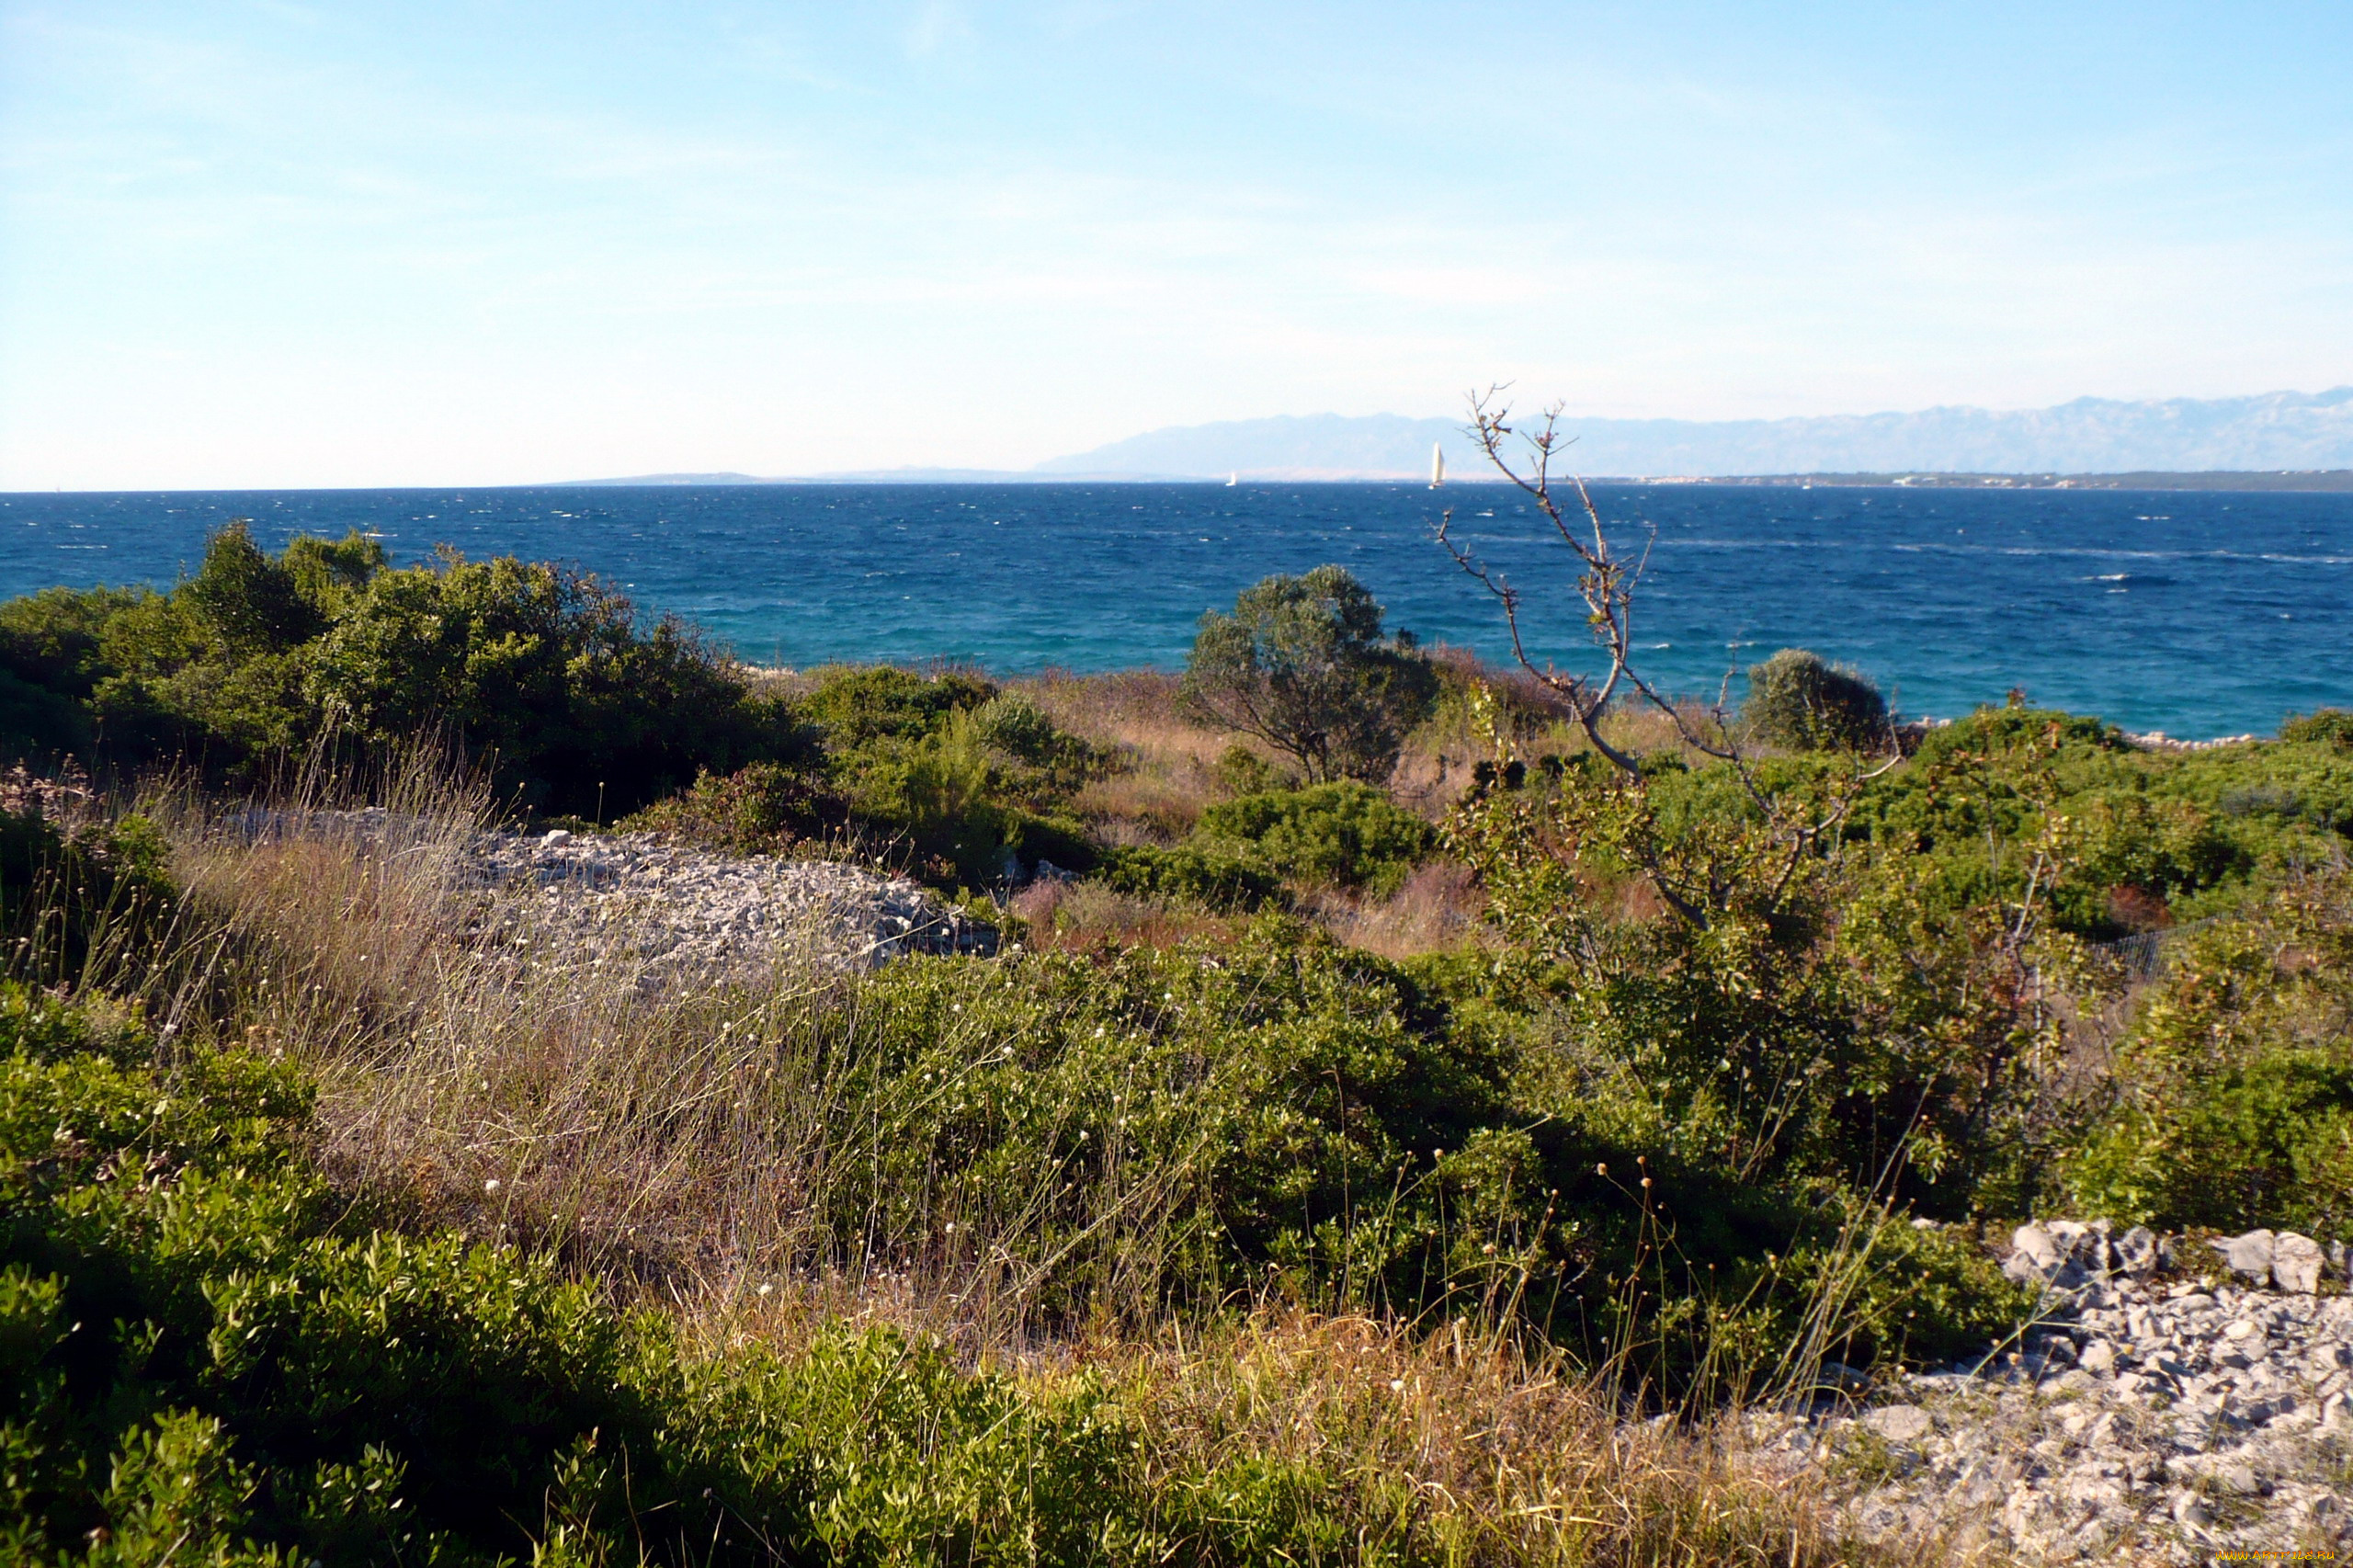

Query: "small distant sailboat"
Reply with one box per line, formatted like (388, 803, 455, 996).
(1226, 471, 1238, 486)
(1429, 443, 1445, 489)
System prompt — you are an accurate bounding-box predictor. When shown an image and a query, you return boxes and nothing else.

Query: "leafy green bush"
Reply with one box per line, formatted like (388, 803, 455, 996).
(1742, 649, 1889, 752)
(1092, 844, 1283, 912)
(1194, 782, 1435, 895)
(817, 922, 2020, 1389)
(2061, 877, 2353, 1234)
(618, 761, 848, 855)
(782, 668, 1101, 885)
(0, 807, 176, 983)
(1181, 566, 1437, 783)
(4, 976, 1535, 1565)
(0, 526, 801, 818)
(2279, 707, 2353, 751)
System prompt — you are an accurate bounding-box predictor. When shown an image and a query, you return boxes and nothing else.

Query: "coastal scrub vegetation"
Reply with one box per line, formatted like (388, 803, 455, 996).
(0, 483, 2349, 1561)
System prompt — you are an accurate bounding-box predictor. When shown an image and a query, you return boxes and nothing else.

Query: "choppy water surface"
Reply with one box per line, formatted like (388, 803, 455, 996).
(0, 483, 2346, 737)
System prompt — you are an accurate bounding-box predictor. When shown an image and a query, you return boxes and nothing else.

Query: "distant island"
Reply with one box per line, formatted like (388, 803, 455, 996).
(560, 386, 2353, 487)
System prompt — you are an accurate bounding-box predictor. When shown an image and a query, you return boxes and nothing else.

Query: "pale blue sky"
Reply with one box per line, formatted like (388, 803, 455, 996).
(3, 1, 2348, 487)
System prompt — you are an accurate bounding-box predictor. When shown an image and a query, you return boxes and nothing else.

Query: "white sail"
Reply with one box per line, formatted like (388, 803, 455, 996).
(1429, 443, 1445, 488)
(1226, 471, 1237, 486)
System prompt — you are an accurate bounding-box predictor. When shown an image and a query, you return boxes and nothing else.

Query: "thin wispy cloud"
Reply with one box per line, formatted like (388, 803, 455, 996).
(3, 1, 2348, 487)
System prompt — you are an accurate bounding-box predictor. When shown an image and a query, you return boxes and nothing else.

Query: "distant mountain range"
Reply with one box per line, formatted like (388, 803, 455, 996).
(1033, 388, 2353, 480)
(559, 387, 2353, 485)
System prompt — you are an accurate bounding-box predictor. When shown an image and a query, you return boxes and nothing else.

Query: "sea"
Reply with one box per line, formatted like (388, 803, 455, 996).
(0, 483, 2347, 740)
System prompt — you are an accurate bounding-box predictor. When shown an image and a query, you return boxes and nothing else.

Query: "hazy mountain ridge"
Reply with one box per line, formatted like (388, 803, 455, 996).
(1034, 388, 2353, 478)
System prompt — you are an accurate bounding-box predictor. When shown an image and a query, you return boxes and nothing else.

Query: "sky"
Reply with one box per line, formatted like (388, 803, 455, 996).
(2, 1, 2349, 489)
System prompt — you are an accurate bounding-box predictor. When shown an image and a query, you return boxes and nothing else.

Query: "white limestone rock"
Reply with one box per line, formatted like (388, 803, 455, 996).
(2272, 1231, 2325, 1293)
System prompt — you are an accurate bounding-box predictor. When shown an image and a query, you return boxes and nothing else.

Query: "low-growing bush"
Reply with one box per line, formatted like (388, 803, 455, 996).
(820, 921, 2022, 1390)
(619, 761, 850, 855)
(2061, 873, 2353, 1234)
(1742, 648, 1889, 753)
(1194, 782, 1435, 896)
(2280, 707, 2353, 751)
(1092, 844, 1284, 913)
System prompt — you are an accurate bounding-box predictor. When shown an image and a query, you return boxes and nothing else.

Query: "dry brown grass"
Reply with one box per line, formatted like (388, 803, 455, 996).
(674, 1298, 1892, 1568)
(1017, 668, 1243, 843)
(1106, 1312, 1877, 1568)
(1005, 876, 1243, 953)
(1305, 860, 1491, 962)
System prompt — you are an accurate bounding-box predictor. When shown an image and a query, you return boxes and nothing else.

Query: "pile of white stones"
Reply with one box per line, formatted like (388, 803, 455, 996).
(1773, 1221, 2353, 1562)
(467, 827, 994, 987)
(222, 808, 991, 987)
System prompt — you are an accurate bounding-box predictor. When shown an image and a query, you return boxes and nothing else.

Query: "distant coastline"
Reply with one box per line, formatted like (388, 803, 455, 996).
(556, 468, 2353, 493)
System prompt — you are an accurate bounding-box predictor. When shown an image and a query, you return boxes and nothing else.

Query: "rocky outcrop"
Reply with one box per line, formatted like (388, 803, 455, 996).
(1791, 1225, 2353, 1561)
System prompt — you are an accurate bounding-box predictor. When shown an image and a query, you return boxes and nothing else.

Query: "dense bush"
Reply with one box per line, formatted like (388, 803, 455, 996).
(1194, 781, 1435, 896)
(2061, 874, 2353, 1234)
(3, 975, 1542, 1565)
(1092, 844, 1284, 913)
(824, 922, 2022, 1387)
(787, 666, 1103, 885)
(1182, 566, 1438, 784)
(2279, 707, 2353, 751)
(1742, 648, 1890, 753)
(617, 760, 849, 855)
(0, 525, 800, 818)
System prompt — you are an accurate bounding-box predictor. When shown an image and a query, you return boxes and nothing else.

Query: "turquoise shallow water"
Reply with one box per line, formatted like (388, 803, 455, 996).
(0, 483, 2347, 738)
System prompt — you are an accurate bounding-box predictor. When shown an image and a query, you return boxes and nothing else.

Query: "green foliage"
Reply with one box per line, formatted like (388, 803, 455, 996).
(617, 761, 847, 855)
(6, 977, 1570, 1566)
(1742, 649, 1889, 753)
(2279, 707, 2353, 750)
(181, 520, 325, 657)
(1194, 782, 1435, 895)
(1211, 742, 1289, 798)
(1093, 844, 1284, 912)
(0, 808, 176, 983)
(0, 526, 801, 817)
(2061, 875, 2353, 1234)
(819, 923, 2020, 1388)
(1182, 566, 1438, 783)
(781, 667, 1102, 885)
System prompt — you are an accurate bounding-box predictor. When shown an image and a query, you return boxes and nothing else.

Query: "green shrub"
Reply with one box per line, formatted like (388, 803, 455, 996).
(1211, 743, 1290, 798)
(1092, 844, 1283, 912)
(1181, 566, 1437, 783)
(0, 526, 802, 818)
(2060, 879, 2353, 1233)
(778, 671, 1100, 886)
(618, 761, 848, 855)
(2280, 707, 2353, 751)
(796, 664, 995, 748)
(1195, 782, 1435, 895)
(1742, 648, 1889, 752)
(814, 923, 2020, 1389)
(4, 978, 1517, 1565)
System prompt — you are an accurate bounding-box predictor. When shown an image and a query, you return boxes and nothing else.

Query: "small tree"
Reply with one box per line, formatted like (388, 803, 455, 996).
(1181, 565, 1435, 783)
(1743, 649, 1889, 752)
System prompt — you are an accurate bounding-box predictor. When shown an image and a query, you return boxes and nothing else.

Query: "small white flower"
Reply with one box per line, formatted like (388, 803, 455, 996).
(756, 1282, 773, 1296)
(483, 1178, 501, 1193)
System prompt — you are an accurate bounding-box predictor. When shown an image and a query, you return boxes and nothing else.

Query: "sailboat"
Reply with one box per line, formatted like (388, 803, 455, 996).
(1429, 443, 1445, 489)
(1225, 471, 1237, 487)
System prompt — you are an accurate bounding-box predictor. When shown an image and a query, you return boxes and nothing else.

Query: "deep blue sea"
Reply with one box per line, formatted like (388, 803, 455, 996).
(0, 483, 2347, 739)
